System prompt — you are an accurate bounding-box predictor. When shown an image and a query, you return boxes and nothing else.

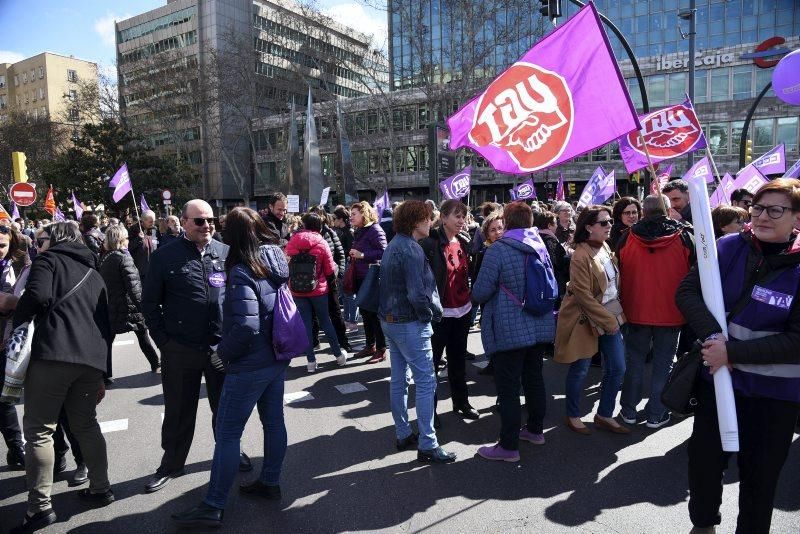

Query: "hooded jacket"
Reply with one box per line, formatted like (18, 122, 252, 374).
(286, 230, 336, 297)
(99, 249, 146, 334)
(218, 245, 289, 373)
(13, 241, 112, 373)
(617, 216, 695, 326)
(472, 233, 556, 353)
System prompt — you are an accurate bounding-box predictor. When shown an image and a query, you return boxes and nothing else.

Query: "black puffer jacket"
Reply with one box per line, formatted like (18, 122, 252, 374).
(322, 225, 345, 275)
(83, 227, 105, 257)
(99, 250, 146, 334)
(13, 242, 112, 373)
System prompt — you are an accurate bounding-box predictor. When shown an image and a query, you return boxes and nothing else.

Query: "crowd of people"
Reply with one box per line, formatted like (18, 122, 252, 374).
(1, 179, 799, 533)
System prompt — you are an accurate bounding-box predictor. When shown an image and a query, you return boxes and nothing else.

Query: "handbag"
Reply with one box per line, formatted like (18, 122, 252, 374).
(355, 263, 381, 313)
(2, 268, 94, 402)
(272, 284, 309, 361)
(342, 262, 356, 295)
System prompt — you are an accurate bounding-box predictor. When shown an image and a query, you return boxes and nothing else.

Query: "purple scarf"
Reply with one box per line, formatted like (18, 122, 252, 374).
(503, 228, 553, 266)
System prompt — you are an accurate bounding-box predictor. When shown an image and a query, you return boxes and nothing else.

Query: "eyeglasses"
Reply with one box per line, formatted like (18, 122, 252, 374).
(594, 219, 612, 227)
(0, 226, 10, 234)
(36, 237, 49, 248)
(189, 217, 216, 226)
(749, 204, 795, 220)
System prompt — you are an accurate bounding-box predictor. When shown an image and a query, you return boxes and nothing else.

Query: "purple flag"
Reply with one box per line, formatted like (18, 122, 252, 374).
(709, 173, 735, 208)
(556, 173, 565, 201)
(508, 188, 518, 201)
(732, 165, 768, 195)
(752, 144, 786, 176)
(513, 179, 537, 200)
(439, 166, 472, 200)
(618, 97, 707, 173)
(577, 167, 614, 208)
(111, 164, 132, 203)
(784, 158, 800, 179)
(373, 190, 390, 218)
(447, 3, 639, 175)
(682, 157, 714, 184)
(54, 207, 66, 222)
(71, 192, 84, 220)
(10, 201, 19, 220)
(140, 194, 151, 213)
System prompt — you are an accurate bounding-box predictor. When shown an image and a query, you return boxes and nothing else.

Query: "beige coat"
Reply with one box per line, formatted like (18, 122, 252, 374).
(554, 242, 624, 364)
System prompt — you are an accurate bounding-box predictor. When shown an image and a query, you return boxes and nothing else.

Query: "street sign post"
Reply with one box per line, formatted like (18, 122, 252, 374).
(9, 182, 37, 206)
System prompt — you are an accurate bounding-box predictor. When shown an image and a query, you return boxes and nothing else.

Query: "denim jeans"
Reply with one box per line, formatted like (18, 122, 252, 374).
(620, 324, 681, 422)
(296, 294, 342, 363)
(204, 364, 287, 510)
(565, 331, 626, 418)
(382, 320, 439, 450)
(493, 344, 547, 450)
(341, 260, 360, 323)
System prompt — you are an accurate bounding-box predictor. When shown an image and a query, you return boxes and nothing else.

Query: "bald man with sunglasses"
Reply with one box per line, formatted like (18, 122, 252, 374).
(142, 200, 250, 493)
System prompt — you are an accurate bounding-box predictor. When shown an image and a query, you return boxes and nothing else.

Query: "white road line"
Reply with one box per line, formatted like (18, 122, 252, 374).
(113, 340, 135, 346)
(99, 419, 128, 434)
(284, 391, 314, 404)
(335, 382, 367, 394)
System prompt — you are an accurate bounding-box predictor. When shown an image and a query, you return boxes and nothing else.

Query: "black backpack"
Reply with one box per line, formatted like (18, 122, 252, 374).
(290, 249, 318, 293)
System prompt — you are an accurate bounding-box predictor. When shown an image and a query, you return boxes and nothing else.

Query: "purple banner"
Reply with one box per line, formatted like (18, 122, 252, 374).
(512, 178, 537, 200)
(618, 97, 707, 173)
(140, 194, 151, 213)
(373, 190, 390, 218)
(752, 144, 786, 176)
(71, 192, 83, 219)
(709, 173, 734, 208)
(439, 166, 472, 200)
(110, 163, 132, 203)
(556, 173, 565, 201)
(732, 165, 768, 194)
(784, 158, 800, 179)
(10, 201, 19, 221)
(54, 207, 66, 222)
(447, 3, 639, 175)
(682, 157, 714, 184)
(578, 166, 615, 208)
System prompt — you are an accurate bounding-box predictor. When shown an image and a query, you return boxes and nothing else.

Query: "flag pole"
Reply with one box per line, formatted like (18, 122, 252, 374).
(130, 188, 144, 237)
(637, 132, 660, 193)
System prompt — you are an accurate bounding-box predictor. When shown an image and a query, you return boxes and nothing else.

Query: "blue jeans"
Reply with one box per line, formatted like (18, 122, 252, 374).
(342, 260, 360, 323)
(204, 364, 287, 509)
(382, 320, 439, 450)
(620, 324, 681, 422)
(565, 331, 626, 418)
(296, 294, 342, 363)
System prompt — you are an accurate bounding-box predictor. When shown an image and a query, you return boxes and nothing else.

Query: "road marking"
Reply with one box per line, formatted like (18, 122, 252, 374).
(99, 419, 128, 433)
(113, 340, 135, 346)
(335, 382, 367, 394)
(284, 391, 314, 404)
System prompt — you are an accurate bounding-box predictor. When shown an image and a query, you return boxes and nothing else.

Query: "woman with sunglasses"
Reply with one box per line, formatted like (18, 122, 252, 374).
(676, 178, 800, 533)
(555, 205, 629, 435)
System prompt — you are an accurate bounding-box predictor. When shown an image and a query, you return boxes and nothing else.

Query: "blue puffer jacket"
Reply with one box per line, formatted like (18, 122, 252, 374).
(218, 244, 289, 373)
(472, 236, 556, 353)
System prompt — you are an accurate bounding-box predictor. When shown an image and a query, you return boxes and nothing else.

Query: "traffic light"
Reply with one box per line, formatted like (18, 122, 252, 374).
(629, 171, 640, 184)
(11, 152, 28, 183)
(568, 183, 576, 196)
(745, 139, 753, 164)
(539, 0, 562, 19)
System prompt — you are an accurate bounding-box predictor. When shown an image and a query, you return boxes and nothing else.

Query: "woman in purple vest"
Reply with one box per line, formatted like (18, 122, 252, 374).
(676, 178, 800, 534)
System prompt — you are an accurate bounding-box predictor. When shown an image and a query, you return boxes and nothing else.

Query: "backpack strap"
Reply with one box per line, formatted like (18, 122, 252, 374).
(497, 240, 528, 307)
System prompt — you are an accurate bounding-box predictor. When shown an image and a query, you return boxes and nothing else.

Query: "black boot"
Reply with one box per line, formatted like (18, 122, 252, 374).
(172, 502, 223, 528)
(7, 446, 25, 469)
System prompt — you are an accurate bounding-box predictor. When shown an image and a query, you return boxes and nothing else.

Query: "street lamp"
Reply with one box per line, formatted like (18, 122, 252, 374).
(678, 2, 696, 167)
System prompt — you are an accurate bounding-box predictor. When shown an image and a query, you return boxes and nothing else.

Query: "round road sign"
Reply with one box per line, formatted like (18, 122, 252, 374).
(10, 182, 37, 207)
(162, 189, 172, 200)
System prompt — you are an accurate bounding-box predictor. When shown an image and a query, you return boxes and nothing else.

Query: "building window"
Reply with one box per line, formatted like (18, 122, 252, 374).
(25, 92, 29, 104)
(41, 106, 46, 117)
(776, 117, 798, 153)
(710, 68, 729, 102)
(0, 75, 5, 87)
(22, 72, 27, 83)
(649, 75, 666, 107)
(67, 69, 78, 82)
(752, 118, 774, 153)
(667, 72, 686, 104)
(39, 66, 44, 79)
(69, 89, 77, 101)
(694, 70, 708, 103)
(32, 108, 38, 120)
(69, 108, 80, 121)
(707, 123, 729, 155)
(732, 66, 753, 101)
(13, 75, 18, 86)
(30, 69, 35, 81)
(38, 88, 45, 100)
(0, 95, 6, 109)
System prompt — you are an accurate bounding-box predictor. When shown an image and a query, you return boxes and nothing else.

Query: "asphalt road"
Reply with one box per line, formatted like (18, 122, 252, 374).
(1, 326, 799, 533)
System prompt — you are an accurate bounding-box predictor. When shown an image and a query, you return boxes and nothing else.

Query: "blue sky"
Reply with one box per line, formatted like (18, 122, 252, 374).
(0, 0, 387, 75)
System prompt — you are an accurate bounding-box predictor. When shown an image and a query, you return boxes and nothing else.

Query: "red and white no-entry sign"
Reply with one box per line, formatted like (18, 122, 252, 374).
(9, 182, 37, 206)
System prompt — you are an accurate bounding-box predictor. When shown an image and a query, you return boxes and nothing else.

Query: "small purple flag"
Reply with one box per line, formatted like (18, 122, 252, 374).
(513, 179, 537, 200)
(439, 166, 472, 200)
(10, 201, 19, 220)
(732, 165, 768, 195)
(577, 166, 614, 208)
(71, 192, 84, 220)
(508, 188, 518, 201)
(373, 190, 390, 218)
(682, 157, 714, 184)
(140, 194, 151, 213)
(54, 207, 66, 222)
(709, 173, 735, 208)
(447, 3, 639, 175)
(556, 173, 565, 201)
(784, 158, 800, 179)
(618, 97, 707, 173)
(110, 163, 132, 203)
(752, 144, 786, 176)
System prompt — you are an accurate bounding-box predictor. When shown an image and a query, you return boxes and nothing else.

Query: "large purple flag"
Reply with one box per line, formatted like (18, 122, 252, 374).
(784, 158, 800, 179)
(618, 97, 707, 173)
(682, 157, 714, 184)
(752, 144, 786, 176)
(71, 192, 84, 220)
(512, 179, 537, 200)
(555, 173, 565, 201)
(709, 173, 735, 208)
(373, 190, 390, 218)
(447, 3, 639, 175)
(439, 166, 472, 200)
(578, 167, 615, 208)
(732, 165, 768, 194)
(110, 164, 132, 203)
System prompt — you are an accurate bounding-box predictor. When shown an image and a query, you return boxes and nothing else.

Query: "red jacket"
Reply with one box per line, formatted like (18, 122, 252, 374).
(286, 230, 336, 298)
(618, 217, 694, 327)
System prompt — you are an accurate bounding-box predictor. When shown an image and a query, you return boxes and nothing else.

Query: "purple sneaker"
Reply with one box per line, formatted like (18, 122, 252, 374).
(519, 426, 546, 445)
(477, 444, 520, 462)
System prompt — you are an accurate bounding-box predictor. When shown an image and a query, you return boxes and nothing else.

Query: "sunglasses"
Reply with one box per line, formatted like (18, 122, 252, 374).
(190, 217, 216, 226)
(0, 226, 9, 234)
(37, 237, 50, 247)
(594, 219, 612, 227)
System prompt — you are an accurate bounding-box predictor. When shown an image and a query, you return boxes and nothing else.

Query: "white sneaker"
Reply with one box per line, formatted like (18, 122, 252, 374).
(307, 362, 317, 373)
(337, 352, 349, 366)
(620, 413, 637, 425)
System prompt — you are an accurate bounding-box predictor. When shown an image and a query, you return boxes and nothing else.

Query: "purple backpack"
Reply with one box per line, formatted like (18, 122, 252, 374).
(272, 284, 309, 361)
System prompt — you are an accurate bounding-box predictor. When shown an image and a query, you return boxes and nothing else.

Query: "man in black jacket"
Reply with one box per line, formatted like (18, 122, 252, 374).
(142, 199, 249, 493)
(129, 210, 161, 281)
(259, 192, 290, 246)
